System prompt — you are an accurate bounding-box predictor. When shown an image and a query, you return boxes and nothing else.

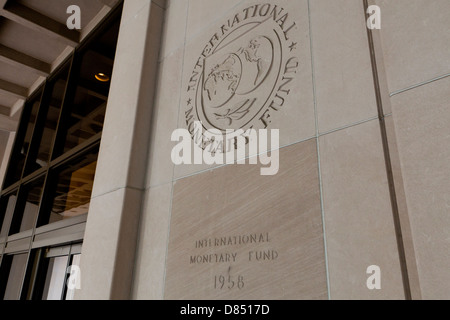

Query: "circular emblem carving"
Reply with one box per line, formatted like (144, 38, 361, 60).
(184, 3, 299, 152)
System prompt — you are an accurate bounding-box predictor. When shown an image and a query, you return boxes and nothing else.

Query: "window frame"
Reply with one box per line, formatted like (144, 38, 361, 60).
(0, 1, 123, 300)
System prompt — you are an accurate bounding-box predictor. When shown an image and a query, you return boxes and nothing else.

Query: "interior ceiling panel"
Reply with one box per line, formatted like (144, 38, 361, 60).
(0, 0, 121, 132)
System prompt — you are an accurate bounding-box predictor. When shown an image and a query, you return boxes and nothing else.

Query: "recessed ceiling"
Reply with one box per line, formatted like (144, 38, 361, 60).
(0, 0, 121, 133)
(18, 0, 105, 28)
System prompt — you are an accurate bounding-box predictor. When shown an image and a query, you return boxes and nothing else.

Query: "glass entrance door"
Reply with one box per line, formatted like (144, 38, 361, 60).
(39, 243, 82, 300)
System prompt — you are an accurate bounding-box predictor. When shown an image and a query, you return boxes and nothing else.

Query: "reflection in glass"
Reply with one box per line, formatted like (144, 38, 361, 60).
(44, 147, 98, 225)
(9, 177, 45, 235)
(57, 19, 120, 156)
(63, 71, 107, 153)
(6, 92, 42, 185)
(25, 65, 70, 176)
(0, 192, 17, 238)
(3, 253, 28, 300)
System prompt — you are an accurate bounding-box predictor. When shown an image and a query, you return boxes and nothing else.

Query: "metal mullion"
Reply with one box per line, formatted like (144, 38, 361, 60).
(49, 132, 102, 170)
(0, 186, 21, 245)
(49, 53, 80, 160)
(8, 147, 52, 299)
(0, 2, 123, 300)
(0, 254, 13, 298)
(7, 171, 45, 237)
(28, 56, 76, 231)
(17, 167, 46, 187)
(31, 56, 76, 231)
(23, 81, 50, 178)
(12, 52, 74, 299)
(27, 246, 52, 300)
(46, 54, 75, 163)
(2, 96, 34, 189)
(34, 160, 58, 229)
(1, 4, 123, 299)
(44, 245, 71, 258)
(0, 237, 5, 271)
(2, 48, 65, 304)
(17, 128, 67, 298)
(1, 129, 23, 190)
(60, 244, 73, 300)
(20, 248, 38, 300)
(34, 213, 87, 236)
(46, 1, 122, 162)
(34, 135, 100, 228)
(2, 82, 49, 191)
(15, 168, 50, 299)
(0, 182, 20, 197)
(3, 49, 72, 302)
(14, 88, 46, 186)
(1, 249, 31, 300)
(0, 188, 19, 242)
(6, 183, 28, 237)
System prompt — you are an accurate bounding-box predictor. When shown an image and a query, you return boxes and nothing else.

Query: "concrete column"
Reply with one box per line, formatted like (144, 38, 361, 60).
(75, 0, 164, 300)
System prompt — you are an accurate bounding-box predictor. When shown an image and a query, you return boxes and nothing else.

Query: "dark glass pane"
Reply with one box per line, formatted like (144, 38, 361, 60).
(9, 176, 45, 235)
(55, 19, 120, 157)
(5, 92, 42, 185)
(40, 146, 99, 226)
(3, 253, 28, 300)
(0, 192, 17, 239)
(24, 65, 70, 176)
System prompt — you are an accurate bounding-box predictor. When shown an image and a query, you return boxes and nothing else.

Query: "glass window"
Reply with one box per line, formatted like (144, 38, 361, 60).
(54, 19, 120, 157)
(38, 244, 81, 300)
(9, 177, 45, 235)
(3, 253, 28, 300)
(4, 90, 43, 187)
(39, 146, 99, 226)
(0, 3, 122, 300)
(0, 192, 17, 239)
(24, 64, 70, 176)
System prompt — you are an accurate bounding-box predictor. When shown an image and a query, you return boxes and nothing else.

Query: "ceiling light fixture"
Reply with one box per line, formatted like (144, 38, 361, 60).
(95, 73, 110, 82)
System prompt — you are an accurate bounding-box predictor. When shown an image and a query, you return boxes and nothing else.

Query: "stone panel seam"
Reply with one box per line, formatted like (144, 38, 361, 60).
(170, 136, 317, 183)
(307, 0, 331, 300)
(162, 0, 190, 299)
(92, 185, 144, 200)
(319, 115, 379, 137)
(390, 73, 450, 97)
(169, 112, 387, 184)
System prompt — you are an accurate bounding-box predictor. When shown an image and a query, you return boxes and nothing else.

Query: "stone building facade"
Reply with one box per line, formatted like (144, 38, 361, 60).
(0, 0, 448, 300)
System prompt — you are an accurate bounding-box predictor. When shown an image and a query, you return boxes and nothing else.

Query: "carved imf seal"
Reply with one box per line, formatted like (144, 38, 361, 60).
(185, 3, 299, 152)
